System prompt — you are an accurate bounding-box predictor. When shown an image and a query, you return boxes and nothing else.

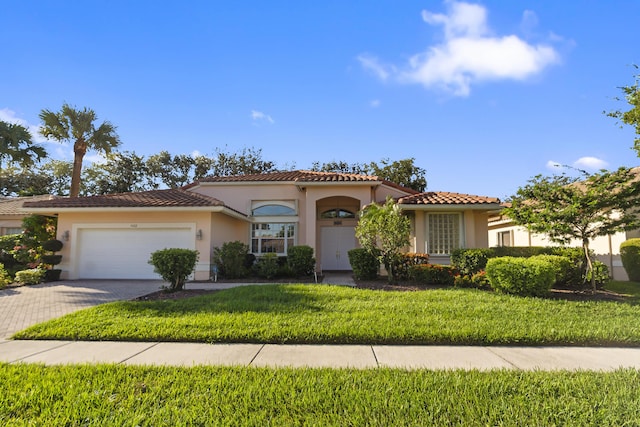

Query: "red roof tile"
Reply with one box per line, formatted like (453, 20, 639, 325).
(195, 170, 381, 184)
(398, 192, 500, 205)
(22, 189, 226, 209)
(0, 195, 57, 215)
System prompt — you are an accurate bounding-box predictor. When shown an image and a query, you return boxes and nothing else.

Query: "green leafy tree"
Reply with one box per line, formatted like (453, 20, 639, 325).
(0, 120, 47, 170)
(38, 160, 73, 196)
(146, 151, 195, 188)
(39, 104, 121, 197)
(503, 167, 640, 291)
(606, 65, 640, 155)
(84, 151, 151, 194)
(209, 146, 277, 176)
(0, 166, 54, 197)
(310, 160, 368, 175)
(355, 197, 411, 283)
(366, 158, 427, 192)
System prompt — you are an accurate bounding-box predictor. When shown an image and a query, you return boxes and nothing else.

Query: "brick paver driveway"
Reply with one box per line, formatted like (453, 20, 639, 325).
(0, 280, 164, 339)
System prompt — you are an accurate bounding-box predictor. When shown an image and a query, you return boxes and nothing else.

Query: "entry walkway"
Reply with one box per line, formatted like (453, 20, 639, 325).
(1, 340, 640, 371)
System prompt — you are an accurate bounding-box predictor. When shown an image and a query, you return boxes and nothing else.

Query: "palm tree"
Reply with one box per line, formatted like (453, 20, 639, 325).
(39, 104, 121, 197)
(0, 120, 47, 170)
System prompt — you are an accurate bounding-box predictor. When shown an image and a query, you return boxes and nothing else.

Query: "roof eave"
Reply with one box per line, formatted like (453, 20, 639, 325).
(398, 203, 503, 211)
(20, 205, 249, 220)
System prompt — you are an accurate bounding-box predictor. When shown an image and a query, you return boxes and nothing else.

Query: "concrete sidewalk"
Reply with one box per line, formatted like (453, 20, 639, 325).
(1, 340, 639, 371)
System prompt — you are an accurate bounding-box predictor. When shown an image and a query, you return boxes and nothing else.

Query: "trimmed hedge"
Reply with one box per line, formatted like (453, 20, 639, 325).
(485, 256, 555, 297)
(149, 248, 199, 291)
(348, 248, 379, 280)
(409, 264, 457, 286)
(287, 245, 316, 277)
(15, 268, 45, 285)
(620, 238, 640, 282)
(212, 241, 250, 279)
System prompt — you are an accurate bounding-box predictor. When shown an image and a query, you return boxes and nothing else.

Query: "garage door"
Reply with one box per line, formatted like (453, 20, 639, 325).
(76, 227, 194, 279)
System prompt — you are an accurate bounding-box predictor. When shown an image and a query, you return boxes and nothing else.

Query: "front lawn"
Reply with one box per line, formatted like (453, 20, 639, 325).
(13, 284, 640, 346)
(1, 364, 638, 426)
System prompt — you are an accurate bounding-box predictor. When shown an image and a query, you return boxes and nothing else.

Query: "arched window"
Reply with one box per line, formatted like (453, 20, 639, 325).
(252, 204, 296, 216)
(320, 208, 356, 219)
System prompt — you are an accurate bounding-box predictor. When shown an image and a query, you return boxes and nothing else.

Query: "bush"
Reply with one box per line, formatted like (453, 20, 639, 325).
(0, 263, 11, 289)
(254, 253, 279, 279)
(42, 239, 64, 253)
(454, 271, 490, 289)
(149, 248, 199, 291)
(348, 248, 379, 280)
(394, 253, 430, 280)
(486, 257, 555, 297)
(212, 241, 250, 279)
(14, 268, 45, 285)
(587, 260, 610, 288)
(451, 249, 493, 276)
(409, 264, 457, 286)
(287, 245, 316, 277)
(620, 238, 640, 282)
(529, 255, 572, 288)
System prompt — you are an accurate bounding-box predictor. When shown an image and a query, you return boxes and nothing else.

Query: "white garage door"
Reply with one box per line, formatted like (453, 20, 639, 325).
(76, 227, 194, 279)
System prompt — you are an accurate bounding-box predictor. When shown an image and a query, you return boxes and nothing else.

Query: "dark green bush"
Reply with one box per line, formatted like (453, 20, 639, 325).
(620, 238, 640, 282)
(348, 248, 379, 280)
(42, 239, 64, 252)
(451, 249, 493, 275)
(213, 241, 250, 279)
(394, 253, 430, 280)
(148, 248, 199, 291)
(0, 263, 11, 289)
(254, 253, 279, 279)
(454, 271, 490, 289)
(587, 260, 610, 288)
(409, 264, 457, 286)
(486, 256, 555, 297)
(287, 245, 316, 277)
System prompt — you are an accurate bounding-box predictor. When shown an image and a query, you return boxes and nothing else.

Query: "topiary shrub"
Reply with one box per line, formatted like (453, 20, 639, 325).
(287, 245, 316, 277)
(149, 248, 199, 291)
(254, 253, 280, 279)
(409, 264, 457, 286)
(529, 254, 572, 288)
(486, 256, 555, 297)
(0, 263, 11, 289)
(451, 249, 493, 276)
(348, 248, 379, 280)
(620, 238, 640, 282)
(212, 241, 250, 279)
(15, 268, 45, 285)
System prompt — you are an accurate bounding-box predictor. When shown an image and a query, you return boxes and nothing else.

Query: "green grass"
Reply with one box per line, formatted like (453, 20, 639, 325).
(13, 284, 640, 346)
(1, 364, 638, 426)
(605, 280, 640, 303)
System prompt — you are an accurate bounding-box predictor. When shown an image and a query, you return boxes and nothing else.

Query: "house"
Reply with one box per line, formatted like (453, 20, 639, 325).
(488, 211, 639, 281)
(23, 170, 501, 280)
(0, 195, 56, 236)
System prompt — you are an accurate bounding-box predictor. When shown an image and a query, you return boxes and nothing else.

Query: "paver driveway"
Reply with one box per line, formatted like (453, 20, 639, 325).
(0, 280, 164, 339)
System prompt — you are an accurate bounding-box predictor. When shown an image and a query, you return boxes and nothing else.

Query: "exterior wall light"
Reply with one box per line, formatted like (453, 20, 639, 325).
(62, 230, 70, 241)
(196, 229, 203, 240)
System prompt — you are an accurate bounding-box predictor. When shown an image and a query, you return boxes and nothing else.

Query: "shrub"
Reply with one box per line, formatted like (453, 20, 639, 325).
(287, 245, 316, 277)
(409, 264, 457, 286)
(620, 238, 640, 282)
(529, 254, 572, 288)
(254, 253, 279, 279)
(14, 268, 45, 285)
(212, 241, 250, 279)
(454, 271, 490, 289)
(149, 248, 199, 291)
(0, 263, 11, 289)
(451, 249, 493, 276)
(587, 260, 610, 288)
(485, 257, 555, 297)
(348, 248, 379, 280)
(42, 239, 64, 252)
(394, 253, 430, 280)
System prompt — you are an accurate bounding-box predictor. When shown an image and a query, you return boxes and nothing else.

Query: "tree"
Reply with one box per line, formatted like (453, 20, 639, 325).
(146, 151, 195, 188)
(39, 104, 121, 197)
(208, 146, 277, 176)
(503, 167, 640, 291)
(84, 151, 150, 194)
(38, 160, 73, 196)
(0, 120, 47, 170)
(366, 158, 427, 192)
(0, 166, 52, 197)
(606, 65, 640, 155)
(355, 197, 411, 283)
(310, 160, 368, 175)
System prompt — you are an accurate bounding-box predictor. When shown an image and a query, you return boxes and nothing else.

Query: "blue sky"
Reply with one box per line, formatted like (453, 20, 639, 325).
(2, 0, 638, 200)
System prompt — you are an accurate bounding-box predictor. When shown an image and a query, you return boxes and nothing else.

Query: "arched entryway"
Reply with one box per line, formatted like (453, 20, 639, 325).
(317, 196, 360, 271)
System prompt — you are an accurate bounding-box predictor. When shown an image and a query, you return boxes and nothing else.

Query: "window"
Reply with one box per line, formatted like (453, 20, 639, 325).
(252, 204, 296, 216)
(427, 213, 462, 255)
(251, 223, 295, 255)
(497, 230, 512, 247)
(1, 227, 22, 236)
(320, 208, 356, 219)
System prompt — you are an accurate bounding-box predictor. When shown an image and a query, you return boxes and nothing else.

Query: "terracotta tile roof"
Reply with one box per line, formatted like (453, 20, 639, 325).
(397, 192, 500, 205)
(195, 170, 381, 184)
(0, 195, 57, 215)
(22, 189, 226, 209)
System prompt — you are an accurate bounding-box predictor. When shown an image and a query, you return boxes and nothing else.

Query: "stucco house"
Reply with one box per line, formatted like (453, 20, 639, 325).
(0, 195, 56, 236)
(23, 170, 501, 281)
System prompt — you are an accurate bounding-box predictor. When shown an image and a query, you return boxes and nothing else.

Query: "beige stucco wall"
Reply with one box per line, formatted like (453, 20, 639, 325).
(56, 210, 216, 280)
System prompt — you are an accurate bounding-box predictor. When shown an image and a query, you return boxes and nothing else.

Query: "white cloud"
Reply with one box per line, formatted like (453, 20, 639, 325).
(359, 1, 560, 96)
(546, 160, 563, 170)
(251, 110, 274, 124)
(573, 156, 608, 171)
(0, 108, 49, 144)
(370, 99, 381, 108)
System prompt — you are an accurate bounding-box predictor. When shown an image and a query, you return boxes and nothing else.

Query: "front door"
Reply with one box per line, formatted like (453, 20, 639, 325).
(320, 226, 357, 270)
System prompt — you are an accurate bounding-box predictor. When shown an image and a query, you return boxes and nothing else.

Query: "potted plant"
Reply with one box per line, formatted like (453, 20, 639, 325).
(41, 239, 64, 282)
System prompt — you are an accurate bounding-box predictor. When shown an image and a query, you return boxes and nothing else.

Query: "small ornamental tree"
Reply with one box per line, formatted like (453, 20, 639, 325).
(149, 248, 199, 291)
(503, 167, 640, 292)
(355, 197, 410, 283)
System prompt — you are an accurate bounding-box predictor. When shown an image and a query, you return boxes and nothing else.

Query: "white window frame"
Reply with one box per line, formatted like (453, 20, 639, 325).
(250, 201, 298, 256)
(251, 222, 296, 256)
(425, 212, 464, 255)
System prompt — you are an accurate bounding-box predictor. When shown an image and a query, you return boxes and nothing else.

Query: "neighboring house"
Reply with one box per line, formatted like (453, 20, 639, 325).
(0, 195, 56, 236)
(23, 170, 501, 281)
(488, 211, 640, 281)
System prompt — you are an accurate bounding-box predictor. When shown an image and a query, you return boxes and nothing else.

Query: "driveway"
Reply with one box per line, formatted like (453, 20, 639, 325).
(0, 280, 164, 339)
